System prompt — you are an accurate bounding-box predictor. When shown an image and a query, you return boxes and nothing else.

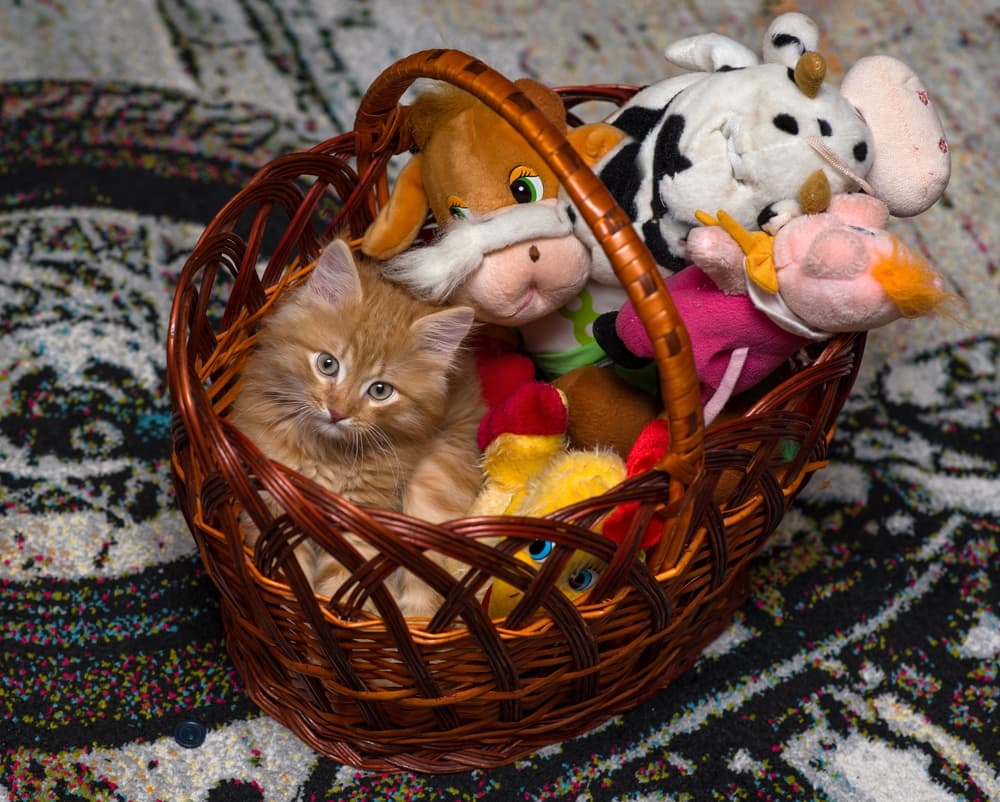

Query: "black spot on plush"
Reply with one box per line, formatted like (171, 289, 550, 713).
(613, 104, 668, 142)
(599, 141, 643, 221)
(642, 218, 684, 273)
(654, 115, 693, 178)
(818, 118, 832, 136)
(773, 113, 799, 135)
(757, 204, 778, 229)
(853, 141, 869, 162)
(771, 32, 803, 52)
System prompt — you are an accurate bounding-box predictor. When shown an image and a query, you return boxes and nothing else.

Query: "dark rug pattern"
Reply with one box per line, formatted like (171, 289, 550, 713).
(1, 2, 997, 800)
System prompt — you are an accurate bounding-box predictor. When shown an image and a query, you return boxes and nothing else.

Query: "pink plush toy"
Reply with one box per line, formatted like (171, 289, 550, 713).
(599, 194, 952, 423)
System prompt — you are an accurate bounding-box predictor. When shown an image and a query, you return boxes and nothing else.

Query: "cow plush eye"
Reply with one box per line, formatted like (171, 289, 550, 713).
(367, 381, 395, 401)
(527, 540, 554, 562)
(448, 194, 470, 219)
(509, 167, 543, 204)
(315, 352, 339, 376)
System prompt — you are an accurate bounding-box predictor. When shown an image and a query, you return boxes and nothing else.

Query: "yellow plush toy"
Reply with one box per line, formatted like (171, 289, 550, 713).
(469, 404, 627, 616)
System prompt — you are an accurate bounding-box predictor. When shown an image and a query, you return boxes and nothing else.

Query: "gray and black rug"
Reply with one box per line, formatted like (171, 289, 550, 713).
(2, 2, 997, 800)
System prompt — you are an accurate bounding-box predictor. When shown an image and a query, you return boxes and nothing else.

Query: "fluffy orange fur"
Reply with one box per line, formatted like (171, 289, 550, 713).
(870, 241, 955, 318)
(230, 241, 483, 617)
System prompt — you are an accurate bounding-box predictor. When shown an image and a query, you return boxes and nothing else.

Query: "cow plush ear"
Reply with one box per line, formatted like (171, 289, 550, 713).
(360, 155, 430, 260)
(665, 32, 758, 72)
(840, 56, 951, 217)
(760, 12, 819, 67)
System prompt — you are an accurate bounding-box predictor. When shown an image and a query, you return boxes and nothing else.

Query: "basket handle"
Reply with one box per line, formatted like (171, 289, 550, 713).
(354, 49, 704, 482)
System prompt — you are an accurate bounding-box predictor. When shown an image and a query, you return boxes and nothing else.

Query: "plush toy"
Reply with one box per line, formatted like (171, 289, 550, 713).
(478, 443, 626, 618)
(572, 11, 951, 280)
(469, 388, 628, 616)
(362, 77, 623, 335)
(485, 538, 606, 618)
(365, 78, 660, 454)
(468, 385, 571, 517)
(597, 193, 954, 424)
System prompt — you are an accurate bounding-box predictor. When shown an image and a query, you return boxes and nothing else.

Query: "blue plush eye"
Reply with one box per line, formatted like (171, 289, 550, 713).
(567, 567, 598, 592)
(315, 352, 339, 376)
(367, 381, 395, 401)
(509, 167, 543, 204)
(527, 540, 554, 562)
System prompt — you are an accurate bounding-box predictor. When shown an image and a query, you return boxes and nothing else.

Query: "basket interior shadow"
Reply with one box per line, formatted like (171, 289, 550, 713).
(167, 49, 864, 774)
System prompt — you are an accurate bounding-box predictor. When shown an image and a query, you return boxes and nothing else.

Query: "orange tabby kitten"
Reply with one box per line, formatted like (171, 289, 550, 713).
(230, 239, 484, 617)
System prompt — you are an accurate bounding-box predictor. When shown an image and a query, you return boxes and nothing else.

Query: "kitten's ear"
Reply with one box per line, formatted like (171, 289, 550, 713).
(308, 239, 363, 307)
(410, 306, 476, 363)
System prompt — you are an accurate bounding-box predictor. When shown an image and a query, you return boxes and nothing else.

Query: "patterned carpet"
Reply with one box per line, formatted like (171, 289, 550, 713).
(1, 1, 997, 800)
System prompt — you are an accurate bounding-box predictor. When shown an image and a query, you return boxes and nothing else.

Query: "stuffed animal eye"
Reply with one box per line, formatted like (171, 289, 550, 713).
(315, 352, 339, 376)
(367, 381, 395, 401)
(567, 566, 598, 592)
(527, 539, 554, 562)
(447, 195, 470, 219)
(508, 167, 543, 204)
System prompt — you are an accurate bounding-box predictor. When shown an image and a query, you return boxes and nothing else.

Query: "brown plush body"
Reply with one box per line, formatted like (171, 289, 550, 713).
(230, 240, 483, 616)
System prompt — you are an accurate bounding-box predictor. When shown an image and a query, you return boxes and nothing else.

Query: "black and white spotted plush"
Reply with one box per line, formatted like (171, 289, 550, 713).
(575, 12, 950, 280)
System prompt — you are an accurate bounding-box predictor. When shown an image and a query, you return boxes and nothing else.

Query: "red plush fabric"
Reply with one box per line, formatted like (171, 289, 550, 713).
(476, 380, 568, 450)
(601, 418, 671, 548)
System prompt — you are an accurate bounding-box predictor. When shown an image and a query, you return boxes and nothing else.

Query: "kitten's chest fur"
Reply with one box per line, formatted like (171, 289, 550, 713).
(281, 436, 419, 510)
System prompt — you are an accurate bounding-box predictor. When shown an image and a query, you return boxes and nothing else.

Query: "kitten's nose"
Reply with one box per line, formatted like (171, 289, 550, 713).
(328, 408, 346, 423)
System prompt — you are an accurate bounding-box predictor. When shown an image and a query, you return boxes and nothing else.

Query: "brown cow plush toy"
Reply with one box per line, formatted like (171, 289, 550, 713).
(362, 79, 659, 457)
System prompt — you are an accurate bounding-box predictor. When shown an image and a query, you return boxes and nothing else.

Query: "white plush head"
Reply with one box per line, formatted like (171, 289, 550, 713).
(585, 12, 950, 275)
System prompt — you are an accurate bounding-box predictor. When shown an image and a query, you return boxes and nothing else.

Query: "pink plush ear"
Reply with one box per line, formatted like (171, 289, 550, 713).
(840, 55, 950, 217)
(686, 226, 750, 295)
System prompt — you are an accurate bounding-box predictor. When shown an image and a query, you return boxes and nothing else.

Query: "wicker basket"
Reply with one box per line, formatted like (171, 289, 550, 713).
(167, 49, 864, 773)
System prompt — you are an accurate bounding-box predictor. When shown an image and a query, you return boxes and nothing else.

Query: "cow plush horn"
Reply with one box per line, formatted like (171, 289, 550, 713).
(793, 51, 826, 97)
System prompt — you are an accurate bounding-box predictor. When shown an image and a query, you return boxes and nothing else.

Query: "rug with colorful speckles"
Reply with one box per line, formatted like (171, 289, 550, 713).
(1, 2, 998, 801)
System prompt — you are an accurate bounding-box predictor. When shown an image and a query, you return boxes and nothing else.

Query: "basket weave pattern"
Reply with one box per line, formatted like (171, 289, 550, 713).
(167, 50, 864, 773)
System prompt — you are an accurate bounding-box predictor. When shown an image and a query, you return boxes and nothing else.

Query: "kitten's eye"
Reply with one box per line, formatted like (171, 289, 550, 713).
(508, 166, 543, 204)
(315, 352, 339, 376)
(527, 540, 553, 562)
(367, 381, 395, 401)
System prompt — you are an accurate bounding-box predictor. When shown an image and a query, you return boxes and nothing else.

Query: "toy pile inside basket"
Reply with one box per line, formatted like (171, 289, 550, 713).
(167, 13, 951, 773)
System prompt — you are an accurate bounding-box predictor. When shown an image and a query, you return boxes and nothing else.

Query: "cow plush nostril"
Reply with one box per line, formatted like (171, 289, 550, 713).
(529, 245, 540, 262)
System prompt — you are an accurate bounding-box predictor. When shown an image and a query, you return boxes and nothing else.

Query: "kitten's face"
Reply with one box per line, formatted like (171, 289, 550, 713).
(242, 240, 475, 456)
(284, 323, 450, 451)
